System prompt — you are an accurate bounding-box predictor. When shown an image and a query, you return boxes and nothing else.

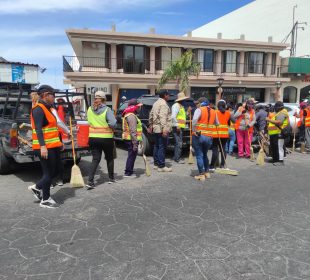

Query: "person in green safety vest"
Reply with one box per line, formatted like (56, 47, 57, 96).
(122, 98, 143, 178)
(171, 92, 189, 164)
(86, 91, 117, 189)
(266, 101, 289, 166)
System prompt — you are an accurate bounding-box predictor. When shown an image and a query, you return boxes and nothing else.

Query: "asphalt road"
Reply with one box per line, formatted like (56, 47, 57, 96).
(1, 147, 310, 280)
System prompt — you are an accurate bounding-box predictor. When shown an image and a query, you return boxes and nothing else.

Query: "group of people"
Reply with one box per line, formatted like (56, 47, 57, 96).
(28, 85, 310, 208)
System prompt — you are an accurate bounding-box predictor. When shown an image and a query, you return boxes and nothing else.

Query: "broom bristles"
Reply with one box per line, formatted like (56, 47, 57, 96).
(70, 164, 85, 188)
(215, 168, 239, 176)
(188, 147, 194, 164)
(256, 149, 265, 165)
(250, 147, 255, 161)
(143, 154, 151, 176)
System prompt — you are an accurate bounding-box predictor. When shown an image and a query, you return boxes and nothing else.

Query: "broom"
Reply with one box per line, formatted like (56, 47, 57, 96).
(214, 127, 239, 176)
(141, 143, 151, 176)
(248, 130, 255, 161)
(256, 139, 265, 166)
(188, 111, 194, 164)
(69, 117, 85, 188)
(292, 116, 297, 152)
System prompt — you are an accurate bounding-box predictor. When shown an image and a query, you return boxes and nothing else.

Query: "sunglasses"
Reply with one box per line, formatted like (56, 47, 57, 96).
(47, 92, 55, 97)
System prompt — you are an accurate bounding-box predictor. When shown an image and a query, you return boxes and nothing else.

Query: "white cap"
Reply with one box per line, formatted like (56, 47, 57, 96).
(94, 90, 106, 99)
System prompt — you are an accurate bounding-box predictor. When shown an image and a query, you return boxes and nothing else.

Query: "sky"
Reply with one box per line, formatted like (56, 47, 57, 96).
(0, 0, 253, 89)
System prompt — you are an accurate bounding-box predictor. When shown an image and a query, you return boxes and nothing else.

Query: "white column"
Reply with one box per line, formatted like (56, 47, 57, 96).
(215, 50, 222, 75)
(238, 51, 245, 76)
(111, 84, 119, 112)
(265, 88, 271, 103)
(111, 44, 117, 72)
(148, 85, 156, 95)
(150, 46, 155, 74)
(265, 53, 272, 76)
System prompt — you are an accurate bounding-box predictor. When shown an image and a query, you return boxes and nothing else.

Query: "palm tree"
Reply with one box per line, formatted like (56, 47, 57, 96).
(157, 50, 201, 92)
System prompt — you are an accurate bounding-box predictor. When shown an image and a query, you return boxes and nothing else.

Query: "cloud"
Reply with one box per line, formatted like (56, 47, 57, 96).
(0, 28, 64, 38)
(0, 0, 187, 14)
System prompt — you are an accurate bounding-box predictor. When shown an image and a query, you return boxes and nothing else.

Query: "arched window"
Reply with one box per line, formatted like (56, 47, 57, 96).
(283, 86, 297, 103)
(300, 85, 310, 102)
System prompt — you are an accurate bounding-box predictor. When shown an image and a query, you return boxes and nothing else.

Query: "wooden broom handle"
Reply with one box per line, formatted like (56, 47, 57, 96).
(69, 117, 76, 164)
(189, 111, 192, 146)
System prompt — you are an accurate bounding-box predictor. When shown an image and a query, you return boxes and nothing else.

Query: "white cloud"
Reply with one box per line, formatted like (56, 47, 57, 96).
(0, 28, 64, 38)
(0, 0, 187, 14)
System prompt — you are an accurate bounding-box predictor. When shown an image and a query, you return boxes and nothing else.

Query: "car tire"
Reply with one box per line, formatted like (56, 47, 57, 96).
(142, 133, 152, 156)
(0, 146, 13, 174)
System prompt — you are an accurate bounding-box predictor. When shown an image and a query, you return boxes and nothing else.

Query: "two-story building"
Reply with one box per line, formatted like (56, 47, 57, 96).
(63, 28, 290, 110)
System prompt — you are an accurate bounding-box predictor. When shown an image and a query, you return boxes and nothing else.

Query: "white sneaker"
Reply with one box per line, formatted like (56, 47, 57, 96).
(158, 167, 172, 172)
(28, 185, 42, 201)
(40, 197, 59, 209)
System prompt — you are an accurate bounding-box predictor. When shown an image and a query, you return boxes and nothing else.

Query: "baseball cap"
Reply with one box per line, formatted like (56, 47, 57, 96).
(128, 98, 142, 106)
(194, 97, 209, 105)
(37, 85, 56, 96)
(94, 91, 106, 99)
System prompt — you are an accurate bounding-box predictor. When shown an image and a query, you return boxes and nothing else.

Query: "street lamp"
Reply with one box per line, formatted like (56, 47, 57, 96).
(275, 81, 282, 101)
(217, 77, 224, 100)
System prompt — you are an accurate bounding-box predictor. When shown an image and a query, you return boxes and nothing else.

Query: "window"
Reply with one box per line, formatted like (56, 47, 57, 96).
(222, 51, 237, 73)
(161, 47, 181, 69)
(82, 42, 106, 67)
(271, 53, 277, 75)
(283, 86, 297, 103)
(123, 45, 145, 73)
(195, 49, 214, 72)
(246, 52, 264, 74)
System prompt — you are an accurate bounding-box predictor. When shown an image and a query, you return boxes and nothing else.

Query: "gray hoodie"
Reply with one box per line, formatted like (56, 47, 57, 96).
(88, 104, 117, 128)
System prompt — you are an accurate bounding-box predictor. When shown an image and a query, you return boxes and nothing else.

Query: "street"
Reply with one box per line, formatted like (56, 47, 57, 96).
(1, 147, 310, 280)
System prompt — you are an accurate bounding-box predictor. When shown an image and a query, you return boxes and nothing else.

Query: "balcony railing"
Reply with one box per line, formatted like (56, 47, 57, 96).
(63, 56, 282, 77)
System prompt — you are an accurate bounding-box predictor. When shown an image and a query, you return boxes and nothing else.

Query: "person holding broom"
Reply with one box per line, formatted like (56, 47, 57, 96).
(209, 100, 235, 171)
(234, 99, 256, 159)
(192, 97, 217, 181)
(86, 91, 117, 190)
(122, 98, 143, 178)
(28, 85, 63, 208)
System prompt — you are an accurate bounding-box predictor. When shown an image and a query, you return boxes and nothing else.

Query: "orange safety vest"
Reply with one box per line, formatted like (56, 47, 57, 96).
(194, 107, 216, 137)
(31, 103, 62, 150)
(235, 110, 255, 133)
(305, 108, 310, 127)
(297, 111, 304, 127)
(214, 110, 230, 138)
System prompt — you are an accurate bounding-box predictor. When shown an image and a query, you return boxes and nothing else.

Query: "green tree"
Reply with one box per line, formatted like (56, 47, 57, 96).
(157, 50, 201, 92)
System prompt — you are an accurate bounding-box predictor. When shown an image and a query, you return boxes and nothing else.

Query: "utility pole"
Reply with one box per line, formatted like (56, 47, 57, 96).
(290, 5, 307, 57)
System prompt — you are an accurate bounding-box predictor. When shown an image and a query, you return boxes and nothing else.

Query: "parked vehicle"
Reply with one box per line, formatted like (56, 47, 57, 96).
(0, 88, 90, 174)
(114, 94, 196, 155)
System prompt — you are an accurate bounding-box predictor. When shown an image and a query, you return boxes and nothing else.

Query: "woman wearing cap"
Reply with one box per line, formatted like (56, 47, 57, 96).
(28, 85, 63, 208)
(234, 99, 256, 159)
(122, 99, 143, 177)
(86, 91, 117, 189)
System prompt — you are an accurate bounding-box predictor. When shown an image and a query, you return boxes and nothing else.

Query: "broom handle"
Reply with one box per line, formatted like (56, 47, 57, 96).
(69, 116, 76, 165)
(216, 126, 228, 169)
(189, 111, 192, 146)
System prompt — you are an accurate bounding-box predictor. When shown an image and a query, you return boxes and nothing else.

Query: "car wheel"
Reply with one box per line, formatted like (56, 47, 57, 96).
(0, 146, 13, 174)
(142, 133, 152, 156)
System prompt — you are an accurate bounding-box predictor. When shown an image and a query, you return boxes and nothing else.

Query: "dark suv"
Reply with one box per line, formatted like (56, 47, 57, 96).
(114, 95, 196, 155)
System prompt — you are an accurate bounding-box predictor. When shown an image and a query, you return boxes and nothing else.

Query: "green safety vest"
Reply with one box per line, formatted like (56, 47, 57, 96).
(87, 107, 114, 138)
(268, 109, 289, 136)
(122, 113, 142, 141)
(176, 105, 186, 128)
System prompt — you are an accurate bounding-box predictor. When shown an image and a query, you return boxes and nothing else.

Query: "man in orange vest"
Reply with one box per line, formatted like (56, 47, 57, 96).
(304, 101, 310, 150)
(28, 85, 63, 208)
(210, 100, 235, 170)
(295, 102, 307, 145)
(192, 97, 217, 181)
(234, 99, 256, 159)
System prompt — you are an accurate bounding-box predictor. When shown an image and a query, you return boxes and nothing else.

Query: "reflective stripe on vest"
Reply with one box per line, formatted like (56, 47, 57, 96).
(235, 110, 254, 133)
(268, 109, 289, 135)
(214, 110, 230, 138)
(88, 107, 114, 138)
(122, 113, 143, 141)
(31, 103, 62, 150)
(305, 109, 310, 127)
(176, 105, 186, 128)
(194, 107, 216, 137)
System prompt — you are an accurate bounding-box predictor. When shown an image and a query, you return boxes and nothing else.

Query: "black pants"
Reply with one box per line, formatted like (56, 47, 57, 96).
(210, 138, 228, 168)
(270, 134, 281, 162)
(88, 138, 114, 183)
(125, 140, 138, 175)
(35, 147, 61, 200)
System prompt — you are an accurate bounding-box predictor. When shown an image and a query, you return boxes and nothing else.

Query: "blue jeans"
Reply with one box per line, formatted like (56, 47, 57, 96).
(172, 127, 183, 162)
(225, 129, 236, 154)
(153, 133, 168, 168)
(192, 134, 213, 174)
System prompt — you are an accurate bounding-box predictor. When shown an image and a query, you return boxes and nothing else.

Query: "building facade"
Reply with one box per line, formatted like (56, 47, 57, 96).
(63, 29, 289, 110)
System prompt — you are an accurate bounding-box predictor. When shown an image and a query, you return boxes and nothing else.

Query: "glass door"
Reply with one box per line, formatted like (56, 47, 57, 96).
(123, 45, 145, 73)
